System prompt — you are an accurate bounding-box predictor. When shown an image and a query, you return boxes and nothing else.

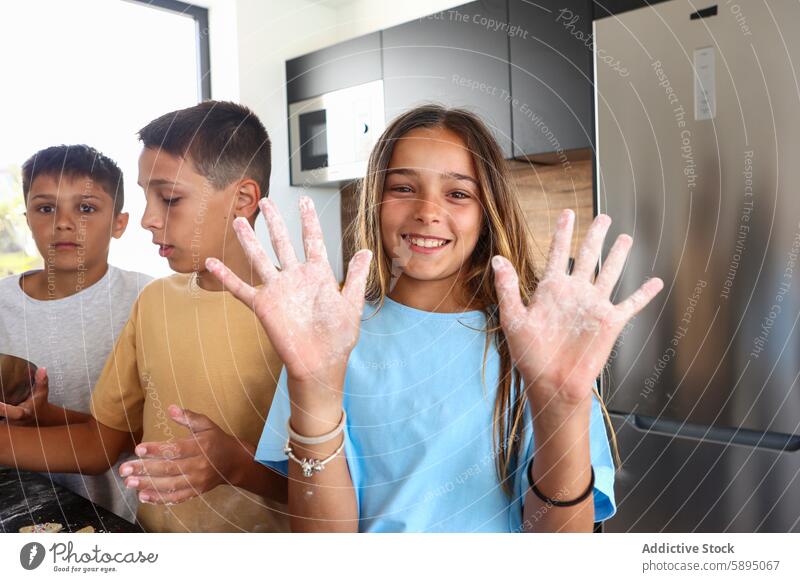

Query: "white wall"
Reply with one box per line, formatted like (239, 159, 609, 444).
(206, 0, 466, 280)
(333, 0, 465, 37)
(239, 0, 348, 277)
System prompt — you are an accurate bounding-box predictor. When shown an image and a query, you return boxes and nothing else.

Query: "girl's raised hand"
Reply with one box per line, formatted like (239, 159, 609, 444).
(492, 209, 663, 412)
(205, 197, 372, 392)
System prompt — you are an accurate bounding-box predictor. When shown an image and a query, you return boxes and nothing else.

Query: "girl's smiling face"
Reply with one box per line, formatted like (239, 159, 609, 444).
(380, 125, 484, 290)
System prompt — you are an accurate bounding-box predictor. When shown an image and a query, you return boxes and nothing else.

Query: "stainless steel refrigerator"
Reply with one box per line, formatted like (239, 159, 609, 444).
(594, 0, 800, 532)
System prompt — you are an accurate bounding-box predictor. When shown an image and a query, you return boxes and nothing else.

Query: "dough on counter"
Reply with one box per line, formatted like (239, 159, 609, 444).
(75, 526, 95, 533)
(19, 522, 63, 533)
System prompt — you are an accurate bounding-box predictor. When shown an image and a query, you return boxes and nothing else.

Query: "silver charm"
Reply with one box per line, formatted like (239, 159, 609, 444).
(284, 435, 345, 479)
(300, 459, 324, 478)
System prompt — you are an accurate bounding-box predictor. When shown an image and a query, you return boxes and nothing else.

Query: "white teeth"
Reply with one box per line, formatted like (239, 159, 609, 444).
(409, 237, 447, 248)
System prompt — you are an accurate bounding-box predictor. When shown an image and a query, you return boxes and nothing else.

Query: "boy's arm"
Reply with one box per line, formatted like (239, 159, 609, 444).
(0, 404, 92, 426)
(0, 286, 147, 473)
(229, 440, 288, 503)
(38, 406, 92, 426)
(118, 405, 287, 504)
(0, 417, 136, 475)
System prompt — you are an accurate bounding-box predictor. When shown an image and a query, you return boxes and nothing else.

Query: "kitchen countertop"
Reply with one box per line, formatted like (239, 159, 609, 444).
(0, 467, 141, 533)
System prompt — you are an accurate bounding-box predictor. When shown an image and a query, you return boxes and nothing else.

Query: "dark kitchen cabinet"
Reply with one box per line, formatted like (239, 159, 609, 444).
(592, 0, 671, 19)
(509, 0, 594, 157)
(285, 1, 658, 161)
(381, 0, 513, 158)
(286, 32, 382, 103)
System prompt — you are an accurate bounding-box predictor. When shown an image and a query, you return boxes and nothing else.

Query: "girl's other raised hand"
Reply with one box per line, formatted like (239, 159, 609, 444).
(492, 209, 663, 414)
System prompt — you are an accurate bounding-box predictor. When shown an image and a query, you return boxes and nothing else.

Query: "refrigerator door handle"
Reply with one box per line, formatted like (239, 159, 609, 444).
(627, 414, 800, 452)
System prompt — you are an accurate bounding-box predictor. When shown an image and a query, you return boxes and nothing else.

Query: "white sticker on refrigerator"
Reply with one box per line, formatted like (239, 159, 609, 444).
(694, 46, 716, 120)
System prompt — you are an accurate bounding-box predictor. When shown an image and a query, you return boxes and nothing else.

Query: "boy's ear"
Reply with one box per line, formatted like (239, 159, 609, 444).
(111, 212, 129, 239)
(233, 179, 261, 220)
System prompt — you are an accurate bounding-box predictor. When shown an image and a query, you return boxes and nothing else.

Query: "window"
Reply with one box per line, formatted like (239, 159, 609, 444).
(0, 0, 210, 278)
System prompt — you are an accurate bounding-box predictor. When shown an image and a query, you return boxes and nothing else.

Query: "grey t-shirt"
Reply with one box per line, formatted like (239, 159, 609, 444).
(0, 265, 153, 523)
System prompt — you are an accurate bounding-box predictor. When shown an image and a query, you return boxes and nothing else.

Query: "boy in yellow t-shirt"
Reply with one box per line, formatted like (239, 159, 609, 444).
(0, 101, 289, 532)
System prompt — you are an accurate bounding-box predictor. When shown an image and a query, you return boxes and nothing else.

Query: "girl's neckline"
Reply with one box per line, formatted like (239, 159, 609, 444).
(381, 296, 485, 319)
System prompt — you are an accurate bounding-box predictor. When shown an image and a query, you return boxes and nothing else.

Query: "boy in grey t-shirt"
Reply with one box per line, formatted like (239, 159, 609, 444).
(0, 145, 152, 523)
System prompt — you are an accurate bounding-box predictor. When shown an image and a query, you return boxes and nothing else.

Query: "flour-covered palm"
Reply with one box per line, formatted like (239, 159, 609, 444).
(492, 209, 663, 410)
(206, 197, 371, 392)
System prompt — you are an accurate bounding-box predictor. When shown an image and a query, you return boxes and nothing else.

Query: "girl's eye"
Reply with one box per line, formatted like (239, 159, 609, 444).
(162, 197, 180, 206)
(449, 190, 470, 200)
(390, 185, 413, 194)
(79, 203, 97, 213)
(36, 205, 54, 214)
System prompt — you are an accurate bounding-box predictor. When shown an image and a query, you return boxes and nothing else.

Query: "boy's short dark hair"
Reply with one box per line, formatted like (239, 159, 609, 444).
(138, 100, 271, 201)
(21, 145, 124, 214)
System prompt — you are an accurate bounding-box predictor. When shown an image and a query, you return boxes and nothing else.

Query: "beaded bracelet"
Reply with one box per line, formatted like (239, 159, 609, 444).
(284, 411, 347, 478)
(284, 438, 345, 478)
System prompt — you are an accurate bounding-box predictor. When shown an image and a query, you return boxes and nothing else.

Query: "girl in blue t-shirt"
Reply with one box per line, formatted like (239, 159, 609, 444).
(205, 105, 663, 532)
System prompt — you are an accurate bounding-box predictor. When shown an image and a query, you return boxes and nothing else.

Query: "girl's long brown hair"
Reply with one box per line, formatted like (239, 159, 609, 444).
(349, 104, 619, 496)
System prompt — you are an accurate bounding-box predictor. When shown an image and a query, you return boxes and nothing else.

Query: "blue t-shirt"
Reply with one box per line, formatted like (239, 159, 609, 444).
(256, 297, 616, 532)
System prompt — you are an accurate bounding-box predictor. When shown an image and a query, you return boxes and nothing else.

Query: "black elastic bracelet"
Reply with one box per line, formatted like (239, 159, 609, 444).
(527, 457, 595, 507)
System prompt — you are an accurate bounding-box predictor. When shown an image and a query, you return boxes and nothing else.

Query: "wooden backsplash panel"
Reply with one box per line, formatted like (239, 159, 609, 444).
(509, 156, 594, 273)
(338, 157, 594, 276)
(340, 180, 360, 274)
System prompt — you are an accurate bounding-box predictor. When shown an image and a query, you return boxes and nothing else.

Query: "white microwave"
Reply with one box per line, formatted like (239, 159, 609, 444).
(288, 79, 385, 186)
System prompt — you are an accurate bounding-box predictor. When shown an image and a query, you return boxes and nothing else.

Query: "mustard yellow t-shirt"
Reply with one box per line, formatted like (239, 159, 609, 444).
(90, 273, 288, 532)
